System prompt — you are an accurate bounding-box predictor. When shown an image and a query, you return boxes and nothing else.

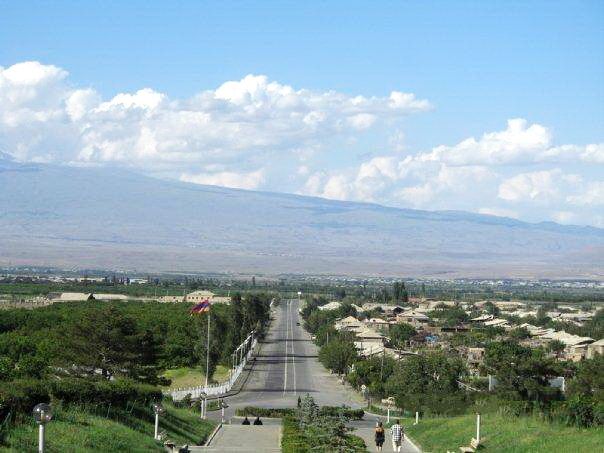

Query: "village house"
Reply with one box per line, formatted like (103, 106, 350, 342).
(396, 309, 431, 328)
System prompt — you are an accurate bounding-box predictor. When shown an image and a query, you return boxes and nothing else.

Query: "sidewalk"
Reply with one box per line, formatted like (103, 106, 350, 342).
(193, 424, 282, 452)
(350, 421, 420, 453)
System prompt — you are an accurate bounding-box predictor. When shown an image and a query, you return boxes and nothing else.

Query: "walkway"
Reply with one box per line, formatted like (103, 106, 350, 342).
(196, 424, 281, 452)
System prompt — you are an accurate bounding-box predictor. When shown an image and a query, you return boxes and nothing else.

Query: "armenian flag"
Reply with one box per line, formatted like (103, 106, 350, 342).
(190, 298, 211, 315)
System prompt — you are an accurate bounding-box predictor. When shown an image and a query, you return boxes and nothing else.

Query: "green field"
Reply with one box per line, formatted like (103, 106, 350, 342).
(401, 413, 604, 453)
(161, 365, 231, 389)
(0, 403, 215, 452)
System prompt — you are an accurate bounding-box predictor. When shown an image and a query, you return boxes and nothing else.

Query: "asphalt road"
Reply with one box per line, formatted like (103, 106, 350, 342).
(210, 298, 363, 421)
(206, 299, 419, 452)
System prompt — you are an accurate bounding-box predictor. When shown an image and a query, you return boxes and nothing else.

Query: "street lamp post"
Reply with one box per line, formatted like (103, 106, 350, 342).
(152, 403, 165, 440)
(219, 399, 229, 424)
(33, 403, 53, 453)
(199, 392, 207, 419)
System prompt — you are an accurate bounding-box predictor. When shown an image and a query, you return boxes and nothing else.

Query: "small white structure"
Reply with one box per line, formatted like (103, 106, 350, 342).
(318, 301, 343, 311)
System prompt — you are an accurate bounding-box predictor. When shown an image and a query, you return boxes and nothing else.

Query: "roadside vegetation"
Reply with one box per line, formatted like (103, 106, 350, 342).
(301, 294, 603, 451)
(0, 293, 272, 449)
(403, 412, 604, 453)
(280, 395, 367, 453)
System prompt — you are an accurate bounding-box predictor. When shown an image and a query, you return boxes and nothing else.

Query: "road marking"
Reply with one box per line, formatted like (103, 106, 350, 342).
(283, 300, 289, 395)
(291, 299, 297, 395)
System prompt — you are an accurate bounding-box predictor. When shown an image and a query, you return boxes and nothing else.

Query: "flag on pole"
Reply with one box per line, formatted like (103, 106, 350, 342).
(190, 298, 211, 315)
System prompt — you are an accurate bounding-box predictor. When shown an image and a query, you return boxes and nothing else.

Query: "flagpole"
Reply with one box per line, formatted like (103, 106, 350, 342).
(205, 311, 210, 388)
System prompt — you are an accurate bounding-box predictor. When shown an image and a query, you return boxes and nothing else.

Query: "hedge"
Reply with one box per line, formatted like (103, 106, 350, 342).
(236, 406, 364, 420)
(0, 378, 162, 422)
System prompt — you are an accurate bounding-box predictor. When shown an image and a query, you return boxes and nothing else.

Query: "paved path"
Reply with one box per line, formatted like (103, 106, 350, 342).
(199, 425, 281, 452)
(350, 419, 420, 453)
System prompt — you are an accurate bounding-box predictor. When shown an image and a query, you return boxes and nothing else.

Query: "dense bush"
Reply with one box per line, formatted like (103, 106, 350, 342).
(0, 378, 162, 423)
(236, 405, 364, 420)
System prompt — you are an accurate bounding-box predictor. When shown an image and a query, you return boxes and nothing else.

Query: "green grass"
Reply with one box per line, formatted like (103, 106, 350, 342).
(0, 402, 215, 453)
(401, 413, 604, 453)
(161, 365, 230, 389)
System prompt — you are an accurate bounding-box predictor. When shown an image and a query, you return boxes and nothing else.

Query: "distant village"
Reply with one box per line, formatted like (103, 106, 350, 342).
(316, 297, 603, 371)
(0, 289, 231, 309)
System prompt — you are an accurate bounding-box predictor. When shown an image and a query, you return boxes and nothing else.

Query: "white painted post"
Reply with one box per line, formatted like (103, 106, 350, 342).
(154, 412, 159, 440)
(476, 413, 481, 444)
(221, 405, 225, 424)
(38, 424, 45, 453)
(415, 411, 419, 425)
(387, 406, 390, 424)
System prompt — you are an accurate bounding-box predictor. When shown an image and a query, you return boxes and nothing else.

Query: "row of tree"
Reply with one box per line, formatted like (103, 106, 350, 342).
(0, 293, 273, 385)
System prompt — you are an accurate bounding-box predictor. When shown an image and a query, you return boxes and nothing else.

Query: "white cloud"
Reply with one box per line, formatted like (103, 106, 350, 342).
(300, 118, 602, 226)
(422, 118, 601, 166)
(567, 181, 604, 206)
(1, 61, 602, 227)
(498, 169, 563, 202)
(0, 62, 431, 180)
(180, 169, 265, 190)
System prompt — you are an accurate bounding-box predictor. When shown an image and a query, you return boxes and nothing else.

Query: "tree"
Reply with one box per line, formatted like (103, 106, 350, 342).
(484, 301, 500, 316)
(389, 324, 416, 349)
(319, 338, 357, 374)
(485, 340, 561, 407)
(509, 327, 531, 340)
(61, 306, 157, 381)
(548, 339, 566, 354)
(393, 282, 409, 303)
(385, 352, 468, 415)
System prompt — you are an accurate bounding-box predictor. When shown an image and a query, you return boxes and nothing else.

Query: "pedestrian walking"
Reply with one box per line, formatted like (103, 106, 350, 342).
(390, 419, 404, 452)
(374, 421, 385, 451)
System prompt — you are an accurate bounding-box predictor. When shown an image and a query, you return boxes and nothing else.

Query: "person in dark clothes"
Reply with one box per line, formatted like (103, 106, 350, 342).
(253, 416, 263, 425)
(374, 421, 385, 451)
(242, 416, 250, 425)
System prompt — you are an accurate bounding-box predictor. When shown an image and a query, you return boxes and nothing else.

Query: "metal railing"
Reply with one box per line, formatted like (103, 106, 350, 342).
(164, 333, 257, 401)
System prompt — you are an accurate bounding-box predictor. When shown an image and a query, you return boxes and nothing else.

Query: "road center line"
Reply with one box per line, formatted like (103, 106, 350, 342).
(283, 300, 289, 395)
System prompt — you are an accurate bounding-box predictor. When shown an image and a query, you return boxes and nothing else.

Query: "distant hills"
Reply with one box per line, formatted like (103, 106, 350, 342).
(1, 155, 602, 279)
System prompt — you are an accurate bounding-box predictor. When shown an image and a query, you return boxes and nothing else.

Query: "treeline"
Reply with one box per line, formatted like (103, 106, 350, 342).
(0, 293, 272, 436)
(0, 294, 271, 384)
(302, 299, 603, 427)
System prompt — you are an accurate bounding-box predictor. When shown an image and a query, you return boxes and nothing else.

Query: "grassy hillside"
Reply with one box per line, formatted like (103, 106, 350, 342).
(0, 403, 215, 453)
(403, 413, 603, 453)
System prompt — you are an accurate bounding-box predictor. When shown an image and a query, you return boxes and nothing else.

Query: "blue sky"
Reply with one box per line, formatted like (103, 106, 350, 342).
(1, 1, 603, 225)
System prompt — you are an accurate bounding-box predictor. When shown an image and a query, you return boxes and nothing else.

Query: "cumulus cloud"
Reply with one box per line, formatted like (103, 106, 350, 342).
(1, 61, 602, 227)
(301, 119, 602, 226)
(421, 118, 600, 166)
(0, 62, 430, 179)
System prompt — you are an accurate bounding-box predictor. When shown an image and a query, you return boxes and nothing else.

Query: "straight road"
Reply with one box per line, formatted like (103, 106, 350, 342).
(207, 299, 418, 452)
(213, 298, 363, 418)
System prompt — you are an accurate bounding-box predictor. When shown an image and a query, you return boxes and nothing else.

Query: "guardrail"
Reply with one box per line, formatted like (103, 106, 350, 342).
(164, 334, 257, 401)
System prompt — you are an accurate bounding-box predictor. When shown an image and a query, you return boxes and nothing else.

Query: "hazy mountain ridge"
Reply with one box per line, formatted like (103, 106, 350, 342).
(1, 156, 602, 278)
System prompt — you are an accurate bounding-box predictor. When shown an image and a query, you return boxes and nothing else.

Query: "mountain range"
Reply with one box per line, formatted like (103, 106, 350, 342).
(1, 154, 602, 279)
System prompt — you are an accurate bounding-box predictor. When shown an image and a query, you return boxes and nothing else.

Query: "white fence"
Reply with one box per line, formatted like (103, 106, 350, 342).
(165, 333, 257, 401)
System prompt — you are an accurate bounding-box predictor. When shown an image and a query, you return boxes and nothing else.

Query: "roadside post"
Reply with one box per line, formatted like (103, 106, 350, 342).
(219, 399, 229, 424)
(476, 413, 481, 444)
(152, 403, 165, 440)
(361, 384, 368, 408)
(33, 403, 52, 453)
(381, 396, 395, 423)
(199, 392, 207, 419)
